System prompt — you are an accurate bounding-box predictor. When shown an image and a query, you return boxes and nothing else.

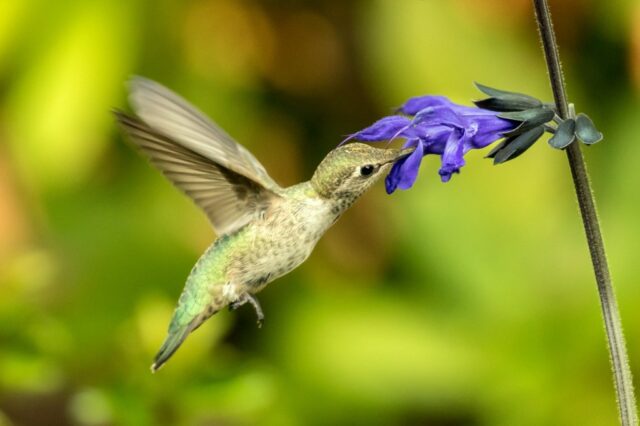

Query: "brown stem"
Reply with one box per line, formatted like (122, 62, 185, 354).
(533, 0, 637, 424)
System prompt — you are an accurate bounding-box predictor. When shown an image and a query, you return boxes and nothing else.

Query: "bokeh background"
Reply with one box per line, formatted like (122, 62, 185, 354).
(1, 0, 639, 424)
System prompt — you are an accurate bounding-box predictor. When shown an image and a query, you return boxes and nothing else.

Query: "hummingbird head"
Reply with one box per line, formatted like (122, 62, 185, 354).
(311, 143, 413, 202)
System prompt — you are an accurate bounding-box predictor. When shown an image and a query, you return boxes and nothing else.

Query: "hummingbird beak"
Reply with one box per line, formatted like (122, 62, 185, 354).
(397, 147, 416, 159)
(383, 147, 415, 165)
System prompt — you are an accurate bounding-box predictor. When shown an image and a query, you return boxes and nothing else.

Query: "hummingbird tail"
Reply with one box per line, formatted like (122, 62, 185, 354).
(150, 322, 193, 373)
(150, 306, 220, 373)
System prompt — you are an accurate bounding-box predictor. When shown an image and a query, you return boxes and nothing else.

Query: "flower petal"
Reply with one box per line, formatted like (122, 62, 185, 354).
(385, 139, 424, 193)
(469, 115, 514, 147)
(399, 95, 451, 115)
(413, 106, 466, 129)
(438, 130, 466, 182)
(344, 116, 411, 142)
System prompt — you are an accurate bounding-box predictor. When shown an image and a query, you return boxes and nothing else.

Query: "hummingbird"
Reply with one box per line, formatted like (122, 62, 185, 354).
(114, 77, 412, 372)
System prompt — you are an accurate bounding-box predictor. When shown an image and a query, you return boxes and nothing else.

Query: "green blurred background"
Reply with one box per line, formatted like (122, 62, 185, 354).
(1, 0, 639, 424)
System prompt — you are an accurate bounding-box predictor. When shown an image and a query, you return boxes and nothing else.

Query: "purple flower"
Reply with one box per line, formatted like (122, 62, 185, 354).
(348, 95, 518, 193)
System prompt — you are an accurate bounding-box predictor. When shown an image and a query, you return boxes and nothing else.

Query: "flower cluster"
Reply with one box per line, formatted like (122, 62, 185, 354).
(348, 94, 519, 193)
(348, 83, 603, 194)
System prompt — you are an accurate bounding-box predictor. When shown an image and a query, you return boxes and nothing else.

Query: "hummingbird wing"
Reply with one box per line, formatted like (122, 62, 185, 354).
(115, 110, 280, 236)
(128, 77, 280, 191)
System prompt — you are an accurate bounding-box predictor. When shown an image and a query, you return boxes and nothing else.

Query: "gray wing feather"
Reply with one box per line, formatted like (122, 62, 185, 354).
(128, 77, 279, 191)
(115, 111, 277, 236)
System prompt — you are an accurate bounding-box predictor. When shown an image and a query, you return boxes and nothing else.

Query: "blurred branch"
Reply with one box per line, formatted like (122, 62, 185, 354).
(532, 1, 638, 425)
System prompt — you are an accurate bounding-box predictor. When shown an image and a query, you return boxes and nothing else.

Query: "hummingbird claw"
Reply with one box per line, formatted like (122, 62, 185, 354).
(229, 293, 264, 327)
(246, 294, 264, 327)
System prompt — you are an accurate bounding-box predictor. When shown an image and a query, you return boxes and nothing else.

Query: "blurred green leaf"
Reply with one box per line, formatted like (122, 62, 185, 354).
(6, 1, 135, 191)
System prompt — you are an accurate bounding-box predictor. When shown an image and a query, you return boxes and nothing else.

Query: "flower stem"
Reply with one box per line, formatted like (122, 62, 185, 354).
(532, 1, 638, 424)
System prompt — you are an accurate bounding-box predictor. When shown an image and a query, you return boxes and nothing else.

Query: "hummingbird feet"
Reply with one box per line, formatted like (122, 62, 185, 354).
(229, 293, 264, 328)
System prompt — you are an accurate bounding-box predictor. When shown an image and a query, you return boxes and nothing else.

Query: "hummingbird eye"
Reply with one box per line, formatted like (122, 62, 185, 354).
(360, 164, 375, 177)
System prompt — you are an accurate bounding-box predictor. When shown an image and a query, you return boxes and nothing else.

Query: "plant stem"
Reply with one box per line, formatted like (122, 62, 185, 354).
(532, 1, 638, 424)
